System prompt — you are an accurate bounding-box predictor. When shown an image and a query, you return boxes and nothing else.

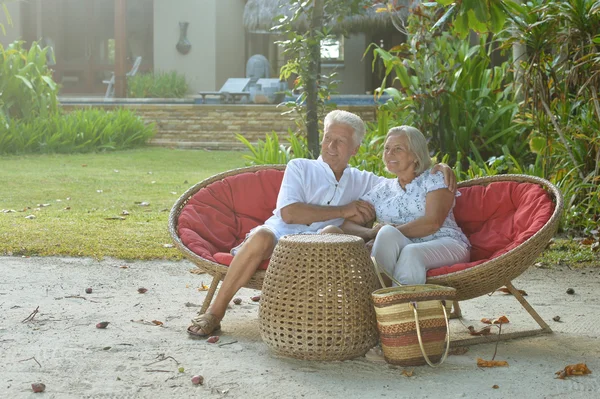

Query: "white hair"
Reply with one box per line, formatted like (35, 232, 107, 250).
(324, 110, 366, 147)
(386, 126, 432, 175)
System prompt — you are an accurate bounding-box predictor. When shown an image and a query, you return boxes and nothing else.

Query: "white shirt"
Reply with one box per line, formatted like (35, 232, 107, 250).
(263, 157, 385, 238)
(361, 169, 470, 249)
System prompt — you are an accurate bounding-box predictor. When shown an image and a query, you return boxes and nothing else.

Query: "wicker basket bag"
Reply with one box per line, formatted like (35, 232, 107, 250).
(372, 284, 456, 367)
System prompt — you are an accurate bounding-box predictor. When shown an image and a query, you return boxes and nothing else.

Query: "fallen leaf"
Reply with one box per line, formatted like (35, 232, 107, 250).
(481, 316, 510, 325)
(120, 265, 128, 269)
(555, 363, 592, 379)
(591, 242, 599, 252)
(197, 283, 210, 291)
(25, 215, 36, 219)
(401, 369, 414, 377)
(250, 295, 261, 302)
(206, 336, 219, 343)
(136, 201, 150, 206)
(496, 287, 528, 296)
(64, 207, 71, 210)
(2, 209, 16, 213)
(468, 325, 492, 336)
(553, 316, 561, 322)
(121, 210, 130, 215)
(138, 287, 148, 293)
(171, 192, 177, 195)
(104, 217, 125, 220)
(96, 321, 109, 329)
(37, 203, 51, 207)
(82, 164, 87, 167)
(31, 383, 46, 393)
(151, 320, 163, 326)
(477, 358, 509, 367)
(492, 385, 499, 389)
(581, 238, 594, 245)
(163, 244, 174, 248)
(114, 169, 119, 173)
(96, 190, 103, 193)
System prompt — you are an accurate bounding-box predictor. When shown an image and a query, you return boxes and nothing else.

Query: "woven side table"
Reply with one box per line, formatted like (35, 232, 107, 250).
(259, 233, 379, 361)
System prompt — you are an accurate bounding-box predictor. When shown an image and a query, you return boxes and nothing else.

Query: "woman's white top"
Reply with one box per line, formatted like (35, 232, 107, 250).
(361, 169, 470, 249)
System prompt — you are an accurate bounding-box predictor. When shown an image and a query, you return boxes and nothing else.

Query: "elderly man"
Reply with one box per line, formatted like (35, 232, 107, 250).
(187, 110, 455, 337)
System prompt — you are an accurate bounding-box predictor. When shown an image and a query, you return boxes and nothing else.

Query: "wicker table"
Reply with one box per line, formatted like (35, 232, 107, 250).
(259, 233, 379, 360)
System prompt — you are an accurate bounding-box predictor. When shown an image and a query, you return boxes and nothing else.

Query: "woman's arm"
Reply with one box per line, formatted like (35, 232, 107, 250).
(395, 189, 454, 238)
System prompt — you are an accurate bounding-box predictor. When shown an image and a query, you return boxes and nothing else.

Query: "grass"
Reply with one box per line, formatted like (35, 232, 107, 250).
(0, 148, 247, 260)
(1, 147, 597, 267)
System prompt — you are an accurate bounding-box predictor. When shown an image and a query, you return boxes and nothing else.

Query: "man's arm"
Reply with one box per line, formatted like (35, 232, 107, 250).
(431, 163, 456, 192)
(280, 200, 374, 226)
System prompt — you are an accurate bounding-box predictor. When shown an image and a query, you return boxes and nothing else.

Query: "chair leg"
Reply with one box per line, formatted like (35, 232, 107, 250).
(450, 300, 462, 319)
(450, 281, 552, 347)
(504, 281, 552, 332)
(199, 273, 223, 315)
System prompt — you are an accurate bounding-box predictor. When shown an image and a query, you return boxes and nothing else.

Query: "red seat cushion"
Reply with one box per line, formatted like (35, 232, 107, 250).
(179, 171, 555, 277)
(178, 169, 284, 265)
(426, 181, 555, 277)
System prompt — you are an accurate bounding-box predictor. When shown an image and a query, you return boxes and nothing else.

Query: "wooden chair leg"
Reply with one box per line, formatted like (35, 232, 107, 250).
(450, 300, 462, 319)
(199, 273, 223, 315)
(450, 281, 553, 347)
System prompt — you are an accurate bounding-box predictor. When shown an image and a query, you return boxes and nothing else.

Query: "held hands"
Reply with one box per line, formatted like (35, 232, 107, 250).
(343, 200, 376, 226)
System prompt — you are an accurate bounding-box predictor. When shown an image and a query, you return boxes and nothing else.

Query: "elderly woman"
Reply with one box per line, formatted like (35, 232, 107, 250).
(326, 126, 470, 285)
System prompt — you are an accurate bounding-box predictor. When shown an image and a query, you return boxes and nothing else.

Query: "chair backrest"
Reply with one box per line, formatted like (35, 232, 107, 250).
(126, 56, 143, 77)
(219, 78, 251, 93)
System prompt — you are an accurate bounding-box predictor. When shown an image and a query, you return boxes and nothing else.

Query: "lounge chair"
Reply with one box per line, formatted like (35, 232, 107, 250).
(104, 56, 142, 98)
(197, 78, 251, 104)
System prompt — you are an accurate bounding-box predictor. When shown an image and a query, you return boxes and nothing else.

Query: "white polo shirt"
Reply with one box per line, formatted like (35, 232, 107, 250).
(262, 157, 385, 238)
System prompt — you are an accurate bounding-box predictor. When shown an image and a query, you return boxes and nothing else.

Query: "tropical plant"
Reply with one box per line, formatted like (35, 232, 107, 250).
(128, 71, 189, 98)
(370, 4, 525, 166)
(0, 108, 156, 154)
(236, 130, 309, 165)
(0, 41, 59, 122)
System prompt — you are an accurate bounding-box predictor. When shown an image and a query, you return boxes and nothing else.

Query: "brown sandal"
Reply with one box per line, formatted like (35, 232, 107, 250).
(187, 313, 221, 337)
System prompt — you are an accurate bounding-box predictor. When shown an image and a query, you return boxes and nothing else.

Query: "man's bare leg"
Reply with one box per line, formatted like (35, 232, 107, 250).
(188, 228, 276, 335)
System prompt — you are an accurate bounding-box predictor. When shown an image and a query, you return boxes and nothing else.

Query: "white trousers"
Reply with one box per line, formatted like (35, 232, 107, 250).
(372, 225, 470, 286)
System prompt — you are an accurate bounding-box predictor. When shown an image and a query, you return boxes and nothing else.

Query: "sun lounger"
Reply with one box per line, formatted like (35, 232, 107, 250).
(197, 78, 251, 104)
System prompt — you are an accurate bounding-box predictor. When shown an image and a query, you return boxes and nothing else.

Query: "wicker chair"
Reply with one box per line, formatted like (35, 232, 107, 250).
(169, 167, 563, 344)
(428, 174, 563, 345)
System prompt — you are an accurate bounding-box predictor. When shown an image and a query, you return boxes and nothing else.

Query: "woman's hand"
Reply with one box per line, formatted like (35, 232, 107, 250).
(431, 163, 457, 193)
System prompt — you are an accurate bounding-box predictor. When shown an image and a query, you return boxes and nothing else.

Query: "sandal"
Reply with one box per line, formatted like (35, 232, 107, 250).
(187, 313, 221, 337)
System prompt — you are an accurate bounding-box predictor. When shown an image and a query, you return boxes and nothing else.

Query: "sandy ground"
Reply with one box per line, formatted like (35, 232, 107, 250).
(1, 256, 599, 399)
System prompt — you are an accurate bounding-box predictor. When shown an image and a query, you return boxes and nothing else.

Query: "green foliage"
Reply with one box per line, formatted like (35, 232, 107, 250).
(127, 71, 189, 98)
(371, 6, 525, 166)
(0, 108, 156, 155)
(0, 41, 59, 122)
(433, 0, 513, 37)
(236, 130, 309, 165)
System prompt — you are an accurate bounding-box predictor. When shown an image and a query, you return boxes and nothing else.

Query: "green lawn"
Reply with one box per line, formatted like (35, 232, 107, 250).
(0, 148, 247, 260)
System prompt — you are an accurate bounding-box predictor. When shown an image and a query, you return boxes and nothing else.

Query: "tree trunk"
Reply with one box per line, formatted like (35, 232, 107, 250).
(305, 0, 324, 159)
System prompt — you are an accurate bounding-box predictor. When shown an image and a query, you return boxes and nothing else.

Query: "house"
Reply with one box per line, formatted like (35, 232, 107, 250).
(3, 0, 405, 96)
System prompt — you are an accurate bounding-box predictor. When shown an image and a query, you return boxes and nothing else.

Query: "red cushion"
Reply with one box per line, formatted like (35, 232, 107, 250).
(178, 169, 284, 263)
(426, 181, 555, 277)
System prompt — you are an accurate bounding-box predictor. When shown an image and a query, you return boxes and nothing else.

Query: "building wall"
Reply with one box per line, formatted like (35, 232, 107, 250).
(322, 34, 369, 95)
(153, 0, 218, 93)
(0, 2, 22, 47)
(215, 0, 246, 89)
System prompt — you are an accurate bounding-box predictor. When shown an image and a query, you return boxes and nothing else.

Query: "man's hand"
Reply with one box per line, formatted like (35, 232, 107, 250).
(344, 200, 376, 226)
(431, 163, 457, 193)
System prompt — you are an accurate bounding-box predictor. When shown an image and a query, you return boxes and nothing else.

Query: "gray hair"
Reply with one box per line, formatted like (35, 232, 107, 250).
(324, 110, 366, 147)
(386, 126, 432, 175)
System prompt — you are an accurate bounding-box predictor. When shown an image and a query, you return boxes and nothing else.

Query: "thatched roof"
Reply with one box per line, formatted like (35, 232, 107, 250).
(243, 0, 418, 34)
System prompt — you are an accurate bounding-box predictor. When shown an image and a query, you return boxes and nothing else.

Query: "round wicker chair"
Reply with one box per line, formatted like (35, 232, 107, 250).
(170, 168, 563, 343)
(169, 165, 285, 314)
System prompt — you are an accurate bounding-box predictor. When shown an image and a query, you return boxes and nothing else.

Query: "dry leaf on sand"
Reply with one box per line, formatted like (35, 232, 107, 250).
(555, 363, 592, 379)
(477, 358, 509, 367)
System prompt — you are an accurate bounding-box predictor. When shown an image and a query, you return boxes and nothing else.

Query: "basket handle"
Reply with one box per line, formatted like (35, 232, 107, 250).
(410, 301, 451, 367)
(371, 256, 402, 288)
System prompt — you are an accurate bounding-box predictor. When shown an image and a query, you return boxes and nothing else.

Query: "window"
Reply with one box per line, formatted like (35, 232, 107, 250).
(320, 36, 344, 63)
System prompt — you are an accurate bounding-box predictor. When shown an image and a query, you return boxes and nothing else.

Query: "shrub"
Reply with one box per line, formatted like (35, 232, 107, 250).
(128, 71, 189, 98)
(0, 108, 156, 154)
(0, 41, 58, 122)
